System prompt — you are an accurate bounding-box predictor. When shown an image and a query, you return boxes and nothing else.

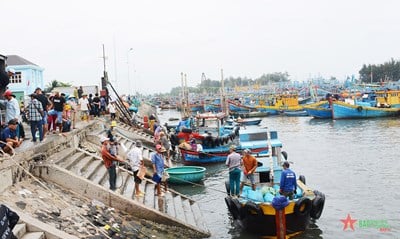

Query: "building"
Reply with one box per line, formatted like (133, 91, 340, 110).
(5, 55, 44, 103)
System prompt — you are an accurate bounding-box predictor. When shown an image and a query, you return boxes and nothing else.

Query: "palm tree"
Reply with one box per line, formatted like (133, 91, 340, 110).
(44, 80, 72, 93)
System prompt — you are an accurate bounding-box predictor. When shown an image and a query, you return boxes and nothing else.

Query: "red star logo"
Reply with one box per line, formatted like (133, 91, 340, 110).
(340, 214, 357, 231)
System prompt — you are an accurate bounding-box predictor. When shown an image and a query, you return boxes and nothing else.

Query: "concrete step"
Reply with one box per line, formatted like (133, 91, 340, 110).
(13, 223, 27, 238)
(48, 147, 76, 164)
(56, 151, 85, 169)
(21, 232, 45, 239)
(39, 148, 209, 237)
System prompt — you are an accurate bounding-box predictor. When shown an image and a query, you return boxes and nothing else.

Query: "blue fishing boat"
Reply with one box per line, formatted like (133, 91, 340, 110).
(224, 130, 325, 238)
(281, 109, 309, 117)
(303, 101, 332, 119)
(166, 166, 206, 184)
(178, 123, 272, 165)
(226, 117, 262, 126)
(227, 99, 257, 113)
(332, 101, 400, 119)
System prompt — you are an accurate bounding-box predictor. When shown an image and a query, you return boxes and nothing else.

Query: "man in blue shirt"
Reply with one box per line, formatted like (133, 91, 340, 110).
(0, 119, 22, 154)
(152, 144, 167, 197)
(280, 161, 297, 200)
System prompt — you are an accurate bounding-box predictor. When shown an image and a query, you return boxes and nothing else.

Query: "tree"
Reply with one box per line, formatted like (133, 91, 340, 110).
(44, 80, 73, 93)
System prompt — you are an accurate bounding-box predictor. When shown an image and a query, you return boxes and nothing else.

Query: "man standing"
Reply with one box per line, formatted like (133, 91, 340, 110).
(280, 161, 297, 200)
(26, 93, 44, 142)
(225, 145, 242, 197)
(92, 93, 100, 117)
(0, 119, 22, 154)
(127, 140, 145, 197)
(107, 101, 116, 120)
(240, 149, 258, 193)
(101, 136, 124, 191)
(34, 88, 50, 138)
(77, 86, 83, 99)
(78, 93, 90, 122)
(152, 144, 167, 197)
(0, 90, 23, 140)
(49, 92, 65, 134)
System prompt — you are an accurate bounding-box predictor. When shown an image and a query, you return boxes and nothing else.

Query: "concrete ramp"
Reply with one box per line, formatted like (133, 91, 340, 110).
(34, 147, 210, 238)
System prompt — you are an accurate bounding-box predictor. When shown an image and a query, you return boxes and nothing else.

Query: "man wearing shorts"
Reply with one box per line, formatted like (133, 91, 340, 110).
(78, 93, 90, 122)
(127, 140, 145, 197)
(240, 149, 258, 194)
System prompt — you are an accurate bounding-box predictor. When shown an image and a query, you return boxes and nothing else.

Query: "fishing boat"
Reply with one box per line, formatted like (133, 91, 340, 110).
(165, 166, 206, 184)
(177, 119, 270, 165)
(331, 101, 400, 119)
(224, 130, 325, 238)
(226, 117, 262, 126)
(227, 99, 257, 113)
(281, 109, 308, 117)
(176, 112, 239, 164)
(256, 94, 304, 115)
(230, 111, 269, 118)
(303, 101, 332, 119)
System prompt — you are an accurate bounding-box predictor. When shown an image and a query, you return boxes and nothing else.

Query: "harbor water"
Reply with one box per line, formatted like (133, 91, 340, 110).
(158, 110, 400, 239)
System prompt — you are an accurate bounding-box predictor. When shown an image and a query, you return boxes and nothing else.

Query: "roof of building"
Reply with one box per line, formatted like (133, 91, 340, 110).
(6, 55, 38, 66)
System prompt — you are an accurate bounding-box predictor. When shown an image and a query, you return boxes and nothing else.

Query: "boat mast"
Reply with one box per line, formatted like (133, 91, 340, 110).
(221, 69, 229, 116)
(181, 72, 187, 117)
(267, 128, 274, 186)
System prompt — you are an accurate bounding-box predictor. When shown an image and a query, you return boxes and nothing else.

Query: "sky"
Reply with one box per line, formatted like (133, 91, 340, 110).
(3, 0, 400, 95)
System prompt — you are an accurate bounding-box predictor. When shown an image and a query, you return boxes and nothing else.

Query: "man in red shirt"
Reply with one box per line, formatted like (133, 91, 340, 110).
(240, 149, 258, 193)
(101, 136, 124, 191)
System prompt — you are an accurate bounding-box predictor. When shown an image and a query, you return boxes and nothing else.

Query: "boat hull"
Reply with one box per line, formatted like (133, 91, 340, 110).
(304, 107, 332, 119)
(332, 102, 400, 119)
(303, 101, 332, 119)
(179, 148, 229, 165)
(230, 199, 310, 237)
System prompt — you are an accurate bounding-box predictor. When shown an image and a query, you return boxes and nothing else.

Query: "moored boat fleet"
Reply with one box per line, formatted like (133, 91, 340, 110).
(154, 89, 400, 120)
(152, 109, 326, 238)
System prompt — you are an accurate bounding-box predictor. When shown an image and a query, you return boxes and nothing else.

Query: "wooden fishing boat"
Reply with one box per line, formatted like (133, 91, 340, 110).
(256, 94, 304, 115)
(224, 130, 325, 238)
(332, 101, 400, 119)
(227, 99, 257, 113)
(178, 124, 273, 165)
(230, 111, 269, 118)
(281, 109, 308, 117)
(226, 117, 262, 126)
(303, 101, 332, 119)
(165, 166, 206, 184)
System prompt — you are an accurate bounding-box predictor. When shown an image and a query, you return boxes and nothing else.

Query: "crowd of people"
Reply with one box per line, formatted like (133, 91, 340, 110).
(100, 114, 171, 197)
(0, 84, 113, 154)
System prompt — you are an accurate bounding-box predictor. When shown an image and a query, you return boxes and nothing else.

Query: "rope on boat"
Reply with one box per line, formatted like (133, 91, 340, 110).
(166, 175, 228, 195)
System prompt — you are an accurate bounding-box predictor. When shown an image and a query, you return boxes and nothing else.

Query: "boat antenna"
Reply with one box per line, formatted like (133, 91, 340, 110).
(266, 127, 274, 186)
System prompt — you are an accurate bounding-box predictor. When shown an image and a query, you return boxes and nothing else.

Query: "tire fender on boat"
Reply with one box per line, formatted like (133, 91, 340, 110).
(219, 137, 224, 146)
(299, 175, 306, 185)
(214, 137, 220, 147)
(294, 197, 312, 217)
(310, 190, 325, 219)
(235, 127, 240, 136)
(231, 198, 243, 220)
(243, 201, 263, 217)
(281, 151, 288, 160)
(357, 106, 363, 112)
(225, 180, 230, 195)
